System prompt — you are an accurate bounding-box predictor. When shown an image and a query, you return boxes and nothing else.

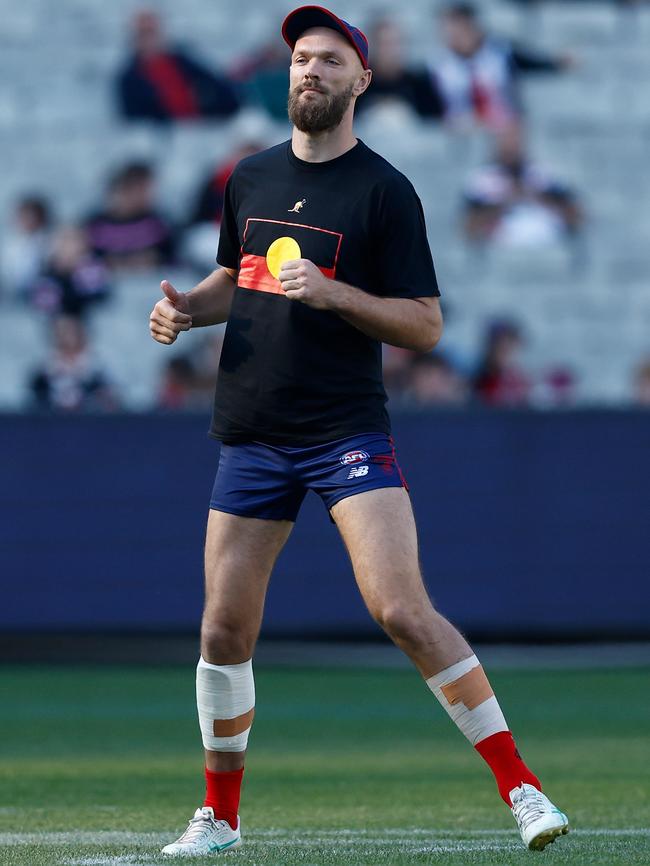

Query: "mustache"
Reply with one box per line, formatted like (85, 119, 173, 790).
(296, 82, 327, 94)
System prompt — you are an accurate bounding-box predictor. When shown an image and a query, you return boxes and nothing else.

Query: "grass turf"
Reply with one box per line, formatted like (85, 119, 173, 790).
(1, 664, 649, 865)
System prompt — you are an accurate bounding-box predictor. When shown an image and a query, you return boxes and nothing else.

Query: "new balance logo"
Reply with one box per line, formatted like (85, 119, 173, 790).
(347, 465, 369, 479)
(288, 198, 306, 213)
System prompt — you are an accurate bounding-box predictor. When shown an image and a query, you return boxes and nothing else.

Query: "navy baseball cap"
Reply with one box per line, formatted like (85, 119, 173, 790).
(282, 5, 369, 69)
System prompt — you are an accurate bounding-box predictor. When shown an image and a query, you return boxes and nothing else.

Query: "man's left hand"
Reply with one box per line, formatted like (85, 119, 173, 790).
(279, 258, 348, 310)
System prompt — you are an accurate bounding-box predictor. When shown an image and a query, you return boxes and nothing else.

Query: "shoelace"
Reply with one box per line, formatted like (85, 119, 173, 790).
(511, 789, 548, 831)
(176, 812, 218, 844)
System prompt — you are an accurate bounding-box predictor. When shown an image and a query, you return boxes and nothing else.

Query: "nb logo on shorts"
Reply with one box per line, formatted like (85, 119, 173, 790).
(347, 465, 369, 479)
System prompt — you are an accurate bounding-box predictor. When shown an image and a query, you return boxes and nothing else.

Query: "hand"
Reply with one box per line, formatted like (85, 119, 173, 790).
(149, 280, 193, 344)
(278, 258, 347, 311)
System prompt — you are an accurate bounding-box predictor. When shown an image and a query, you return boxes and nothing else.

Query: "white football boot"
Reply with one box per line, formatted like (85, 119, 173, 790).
(510, 782, 569, 850)
(161, 806, 241, 856)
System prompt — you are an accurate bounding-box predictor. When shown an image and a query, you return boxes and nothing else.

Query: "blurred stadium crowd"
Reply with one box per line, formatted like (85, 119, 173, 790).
(1, 0, 649, 413)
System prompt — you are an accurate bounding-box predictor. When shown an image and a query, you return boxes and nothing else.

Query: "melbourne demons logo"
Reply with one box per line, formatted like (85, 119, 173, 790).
(340, 450, 370, 466)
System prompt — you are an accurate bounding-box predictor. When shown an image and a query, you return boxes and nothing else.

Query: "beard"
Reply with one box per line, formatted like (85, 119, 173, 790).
(287, 81, 355, 133)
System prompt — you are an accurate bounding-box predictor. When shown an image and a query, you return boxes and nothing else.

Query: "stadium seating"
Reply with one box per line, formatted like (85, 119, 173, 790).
(1, 0, 649, 408)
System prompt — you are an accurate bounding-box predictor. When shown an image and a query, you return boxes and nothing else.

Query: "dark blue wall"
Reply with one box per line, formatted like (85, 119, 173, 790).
(2, 411, 649, 638)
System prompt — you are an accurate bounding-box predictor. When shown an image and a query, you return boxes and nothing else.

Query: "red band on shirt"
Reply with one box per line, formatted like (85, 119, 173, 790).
(238, 254, 285, 294)
(238, 253, 335, 295)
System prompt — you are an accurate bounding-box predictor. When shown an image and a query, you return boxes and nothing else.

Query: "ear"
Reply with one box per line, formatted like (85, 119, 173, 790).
(353, 68, 372, 97)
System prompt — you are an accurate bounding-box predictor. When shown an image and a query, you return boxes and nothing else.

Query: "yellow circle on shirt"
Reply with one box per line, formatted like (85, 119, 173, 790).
(266, 236, 301, 279)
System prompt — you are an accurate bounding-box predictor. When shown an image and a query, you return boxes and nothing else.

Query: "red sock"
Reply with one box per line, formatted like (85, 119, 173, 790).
(204, 767, 244, 830)
(475, 731, 541, 805)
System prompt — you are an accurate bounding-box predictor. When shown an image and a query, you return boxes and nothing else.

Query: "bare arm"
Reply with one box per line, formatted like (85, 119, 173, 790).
(333, 284, 442, 353)
(278, 259, 442, 353)
(185, 266, 237, 327)
(149, 267, 237, 345)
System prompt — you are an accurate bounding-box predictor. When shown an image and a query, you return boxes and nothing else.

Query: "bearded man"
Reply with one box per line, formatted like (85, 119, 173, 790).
(150, 5, 569, 857)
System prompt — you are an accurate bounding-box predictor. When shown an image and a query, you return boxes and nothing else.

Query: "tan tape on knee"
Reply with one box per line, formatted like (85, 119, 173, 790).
(213, 708, 255, 738)
(425, 654, 508, 744)
(440, 664, 495, 710)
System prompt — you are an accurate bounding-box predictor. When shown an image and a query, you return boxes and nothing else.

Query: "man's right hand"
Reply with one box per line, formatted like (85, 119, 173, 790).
(149, 280, 193, 345)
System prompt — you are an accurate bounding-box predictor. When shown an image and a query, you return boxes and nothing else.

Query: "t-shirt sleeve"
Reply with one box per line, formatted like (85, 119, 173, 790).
(216, 174, 241, 269)
(372, 175, 440, 298)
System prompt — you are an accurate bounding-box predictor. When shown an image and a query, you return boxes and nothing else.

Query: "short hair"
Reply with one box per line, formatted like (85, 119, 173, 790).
(17, 195, 52, 227)
(110, 161, 154, 189)
(487, 319, 522, 344)
(440, 2, 479, 21)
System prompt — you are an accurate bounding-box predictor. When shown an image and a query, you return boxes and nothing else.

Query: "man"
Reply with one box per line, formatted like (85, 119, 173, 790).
(117, 9, 240, 123)
(85, 162, 176, 270)
(463, 121, 583, 248)
(355, 15, 445, 120)
(31, 315, 117, 412)
(433, 2, 574, 129)
(150, 5, 569, 856)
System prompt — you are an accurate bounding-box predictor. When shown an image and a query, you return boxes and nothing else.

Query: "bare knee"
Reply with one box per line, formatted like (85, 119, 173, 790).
(371, 599, 440, 647)
(201, 617, 256, 664)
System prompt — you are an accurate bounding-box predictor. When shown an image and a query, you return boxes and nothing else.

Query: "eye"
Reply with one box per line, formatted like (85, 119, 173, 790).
(294, 56, 306, 64)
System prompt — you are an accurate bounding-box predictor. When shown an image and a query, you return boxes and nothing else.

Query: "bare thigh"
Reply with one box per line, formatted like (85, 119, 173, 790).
(331, 487, 471, 676)
(201, 509, 293, 665)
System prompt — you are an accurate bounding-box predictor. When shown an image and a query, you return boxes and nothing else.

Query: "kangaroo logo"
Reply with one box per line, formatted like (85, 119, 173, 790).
(288, 198, 307, 213)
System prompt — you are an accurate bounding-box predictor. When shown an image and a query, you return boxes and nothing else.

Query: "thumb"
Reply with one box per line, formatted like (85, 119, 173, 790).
(161, 279, 180, 305)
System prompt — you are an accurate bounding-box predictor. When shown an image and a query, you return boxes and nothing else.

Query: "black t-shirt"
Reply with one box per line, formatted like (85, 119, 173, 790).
(211, 138, 439, 445)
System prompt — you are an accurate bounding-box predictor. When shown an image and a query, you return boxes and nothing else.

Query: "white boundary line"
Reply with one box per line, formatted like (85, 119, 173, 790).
(1, 827, 649, 846)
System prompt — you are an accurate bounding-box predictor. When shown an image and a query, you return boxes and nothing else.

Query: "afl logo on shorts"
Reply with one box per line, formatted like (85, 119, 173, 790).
(340, 450, 370, 465)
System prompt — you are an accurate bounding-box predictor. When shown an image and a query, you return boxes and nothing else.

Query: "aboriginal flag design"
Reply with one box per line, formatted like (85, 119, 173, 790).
(238, 218, 343, 296)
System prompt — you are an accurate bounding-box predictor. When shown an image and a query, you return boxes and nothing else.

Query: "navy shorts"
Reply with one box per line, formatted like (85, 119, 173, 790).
(210, 432, 408, 521)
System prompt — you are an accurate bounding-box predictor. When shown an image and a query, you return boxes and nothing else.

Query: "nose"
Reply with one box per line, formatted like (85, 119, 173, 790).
(299, 75, 322, 93)
(302, 56, 324, 77)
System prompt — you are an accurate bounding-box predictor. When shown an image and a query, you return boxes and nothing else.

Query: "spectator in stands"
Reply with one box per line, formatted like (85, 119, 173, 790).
(432, 2, 574, 129)
(532, 365, 578, 409)
(116, 9, 240, 123)
(25, 226, 111, 318)
(1, 196, 53, 297)
(473, 319, 531, 407)
(532, 367, 577, 408)
(183, 143, 263, 271)
(383, 345, 417, 403)
(356, 17, 445, 120)
(30, 315, 118, 412)
(405, 352, 469, 406)
(633, 358, 650, 406)
(189, 143, 264, 226)
(463, 121, 583, 248)
(158, 331, 224, 411)
(158, 356, 203, 411)
(229, 40, 290, 121)
(85, 162, 176, 270)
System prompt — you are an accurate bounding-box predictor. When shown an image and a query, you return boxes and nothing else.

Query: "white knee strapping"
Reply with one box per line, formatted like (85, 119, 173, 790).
(425, 654, 508, 746)
(196, 656, 255, 752)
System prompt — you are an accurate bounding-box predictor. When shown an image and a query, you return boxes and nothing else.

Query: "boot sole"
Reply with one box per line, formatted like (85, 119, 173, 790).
(529, 822, 570, 851)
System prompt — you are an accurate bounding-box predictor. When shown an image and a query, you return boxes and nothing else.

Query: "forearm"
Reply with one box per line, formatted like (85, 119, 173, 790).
(512, 46, 567, 74)
(185, 267, 236, 327)
(332, 282, 442, 353)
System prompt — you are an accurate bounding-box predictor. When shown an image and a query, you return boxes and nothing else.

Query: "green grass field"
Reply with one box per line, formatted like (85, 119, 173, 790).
(1, 664, 649, 865)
